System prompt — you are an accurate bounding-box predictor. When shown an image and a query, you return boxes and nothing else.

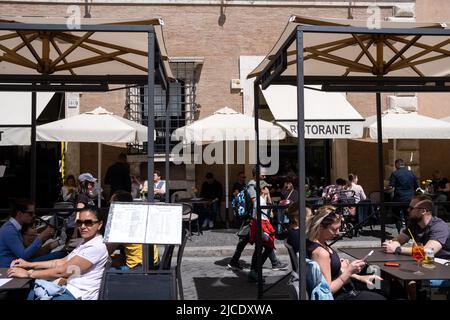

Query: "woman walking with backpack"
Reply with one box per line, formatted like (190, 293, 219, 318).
(228, 169, 287, 272)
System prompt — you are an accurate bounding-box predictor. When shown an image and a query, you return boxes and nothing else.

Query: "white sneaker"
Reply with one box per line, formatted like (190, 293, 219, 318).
(209, 220, 214, 229)
(202, 219, 209, 228)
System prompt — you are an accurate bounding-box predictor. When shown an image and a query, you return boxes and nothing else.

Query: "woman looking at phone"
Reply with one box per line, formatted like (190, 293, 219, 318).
(306, 205, 385, 300)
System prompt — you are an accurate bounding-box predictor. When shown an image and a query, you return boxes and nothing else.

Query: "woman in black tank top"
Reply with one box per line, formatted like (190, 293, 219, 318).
(306, 206, 385, 300)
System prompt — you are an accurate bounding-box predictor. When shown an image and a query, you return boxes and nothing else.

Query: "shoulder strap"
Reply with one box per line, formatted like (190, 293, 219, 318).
(286, 189, 294, 200)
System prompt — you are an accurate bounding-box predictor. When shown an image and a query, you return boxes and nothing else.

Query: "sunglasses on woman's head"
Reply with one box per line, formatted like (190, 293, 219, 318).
(321, 210, 342, 224)
(75, 219, 99, 227)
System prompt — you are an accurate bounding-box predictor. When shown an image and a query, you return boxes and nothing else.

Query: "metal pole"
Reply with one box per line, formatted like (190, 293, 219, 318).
(144, 31, 156, 272)
(253, 81, 263, 299)
(296, 27, 307, 301)
(225, 141, 230, 229)
(165, 82, 170, 203)
(97, 143, 102, 208)
(30, 91, 37, 202)
(376, 92, 386, 243)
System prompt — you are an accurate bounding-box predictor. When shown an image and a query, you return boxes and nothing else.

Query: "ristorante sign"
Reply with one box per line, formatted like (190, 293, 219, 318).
(278, 120, 364, 139)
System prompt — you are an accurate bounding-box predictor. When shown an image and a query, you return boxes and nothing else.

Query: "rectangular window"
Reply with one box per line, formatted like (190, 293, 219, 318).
(126, 61, 199, 154)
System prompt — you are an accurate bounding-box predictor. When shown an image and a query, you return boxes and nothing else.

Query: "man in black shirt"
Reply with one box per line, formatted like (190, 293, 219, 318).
(386, 159, 419, 233)
(383, 195, 450, 259)
(104, 153, 131, 197)
(200, 172, 223, 229)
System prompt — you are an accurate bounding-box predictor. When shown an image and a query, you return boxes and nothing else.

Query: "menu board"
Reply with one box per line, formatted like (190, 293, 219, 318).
(104, 202, 182, 245)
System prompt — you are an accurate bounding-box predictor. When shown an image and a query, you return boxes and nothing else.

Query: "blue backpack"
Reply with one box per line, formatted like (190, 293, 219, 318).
(232, 184, 254, 219)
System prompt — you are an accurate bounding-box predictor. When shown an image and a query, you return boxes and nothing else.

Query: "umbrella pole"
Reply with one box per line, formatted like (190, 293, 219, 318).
(376, 92, 386, 243)
(393, 139, 397, 169)
(98, 143, 101, 208)
(225, 141, 229, 229)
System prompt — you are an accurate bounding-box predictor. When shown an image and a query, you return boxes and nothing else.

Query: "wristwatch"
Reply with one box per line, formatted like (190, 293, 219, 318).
(27, 269, 34, 278)
(394, 246, 401, 255)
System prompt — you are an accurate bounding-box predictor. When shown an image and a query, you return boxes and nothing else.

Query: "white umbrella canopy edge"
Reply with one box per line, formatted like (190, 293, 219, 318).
(172, 106, 286, 227)
(173, 107, 286, 143)
(364, 108, 450, 168)
(36, 106, 151, 207)
(365, 110, 450, 139)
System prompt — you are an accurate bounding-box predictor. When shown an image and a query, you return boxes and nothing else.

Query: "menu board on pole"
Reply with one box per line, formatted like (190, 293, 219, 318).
(104, 202, 182, 245)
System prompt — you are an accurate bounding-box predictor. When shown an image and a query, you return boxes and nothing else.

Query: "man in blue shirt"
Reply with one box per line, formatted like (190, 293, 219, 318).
(386, 159, 419, 234)
(0, 198, 54, 267)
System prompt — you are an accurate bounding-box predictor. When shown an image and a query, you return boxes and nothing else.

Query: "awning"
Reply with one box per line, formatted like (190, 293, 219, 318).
(261, 85, 364, 138)
(0, 16, 173, 79)
(248, 16, 450, 81)
(0, 92, 54, 145)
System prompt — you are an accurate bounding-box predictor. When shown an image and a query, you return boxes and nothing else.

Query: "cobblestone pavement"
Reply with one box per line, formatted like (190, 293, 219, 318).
(181, 255, 292, 300)
(176, 223, 402, 300)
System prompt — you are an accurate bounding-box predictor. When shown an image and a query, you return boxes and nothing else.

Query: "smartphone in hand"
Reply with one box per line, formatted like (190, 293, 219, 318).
(361, 250, 374, 262)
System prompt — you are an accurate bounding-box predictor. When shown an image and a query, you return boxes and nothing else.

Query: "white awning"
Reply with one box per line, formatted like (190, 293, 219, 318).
(261, 85, 364, 139)
(0, 92, 55, 145)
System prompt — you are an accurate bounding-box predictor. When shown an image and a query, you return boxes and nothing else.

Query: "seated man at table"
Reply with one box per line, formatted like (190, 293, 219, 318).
(200, 172, 223, 229)
(382, 195, 450, 259)
(0, 198, 56, 267)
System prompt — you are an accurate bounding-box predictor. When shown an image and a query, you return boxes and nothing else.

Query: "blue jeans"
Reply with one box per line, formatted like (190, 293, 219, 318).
(357, 200, 372, 225)
(27, 287, 76, 300)
(111, 265, 143, 271)
(430, 280, 450, 287)
(205, 201, 220, 222)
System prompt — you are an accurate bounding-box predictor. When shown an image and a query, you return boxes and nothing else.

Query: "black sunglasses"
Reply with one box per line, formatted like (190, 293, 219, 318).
(76, 219, 99, 227)
(321, 210, 343, 224)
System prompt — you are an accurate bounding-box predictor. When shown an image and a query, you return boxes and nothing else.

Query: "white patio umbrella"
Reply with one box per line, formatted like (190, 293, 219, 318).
(364, 107, 450, 167)
(173, 106, 286, 227)
(37, 106, 150, 206)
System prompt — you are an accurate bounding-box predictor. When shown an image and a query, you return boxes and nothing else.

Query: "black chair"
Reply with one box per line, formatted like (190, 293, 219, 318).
(159, 229, 188, 300)
(181, 203, 200, 238)
(159, 244, 175, 270)
(175, 230, 188, 300)
(98, 269, 177, 300)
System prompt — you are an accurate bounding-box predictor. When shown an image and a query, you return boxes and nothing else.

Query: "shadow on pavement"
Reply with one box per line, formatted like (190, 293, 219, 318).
(213, 257, 250, 270)
(358, 229, 394, 239)
(193, 276, 290, 300)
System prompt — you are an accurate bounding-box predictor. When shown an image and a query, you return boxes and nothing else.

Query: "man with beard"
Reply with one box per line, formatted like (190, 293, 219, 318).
(382, 195, 450, 259)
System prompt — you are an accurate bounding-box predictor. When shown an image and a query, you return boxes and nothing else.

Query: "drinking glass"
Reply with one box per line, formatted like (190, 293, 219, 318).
(411, 242, 425, 275)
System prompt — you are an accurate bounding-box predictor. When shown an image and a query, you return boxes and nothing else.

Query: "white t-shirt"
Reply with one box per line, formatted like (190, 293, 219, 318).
(349, 183, 367, 203)
(142, 180, 166, 194)
(65, 235, 108, 300)
(252, 196, 270, 221)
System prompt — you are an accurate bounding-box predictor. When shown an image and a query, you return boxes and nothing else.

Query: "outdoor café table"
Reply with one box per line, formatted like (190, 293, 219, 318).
(370, 260, 450, 282)
(339, 247, 416, 262)
(176, 198, 210, 205)
(0, 268, 32, 291)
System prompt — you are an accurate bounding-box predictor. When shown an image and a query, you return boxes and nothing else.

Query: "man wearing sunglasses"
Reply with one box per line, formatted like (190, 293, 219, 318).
(0, 198, 55, 267)
(382, 195, 450, 259)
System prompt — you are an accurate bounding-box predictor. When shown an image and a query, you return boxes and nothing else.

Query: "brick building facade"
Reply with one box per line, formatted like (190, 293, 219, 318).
(1, 0, 449, 217)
